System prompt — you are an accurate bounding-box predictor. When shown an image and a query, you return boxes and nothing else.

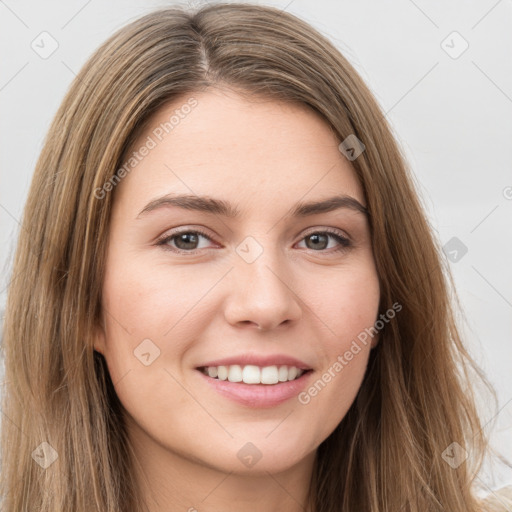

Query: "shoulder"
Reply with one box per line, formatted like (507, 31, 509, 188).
(479, 485, 512, 512)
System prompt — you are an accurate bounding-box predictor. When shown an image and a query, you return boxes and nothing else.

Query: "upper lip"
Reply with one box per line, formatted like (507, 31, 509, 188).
(196, 354, 312, 370)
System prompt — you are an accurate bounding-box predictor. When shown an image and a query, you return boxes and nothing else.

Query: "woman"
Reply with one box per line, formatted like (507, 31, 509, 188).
(1, 3, 510, 511)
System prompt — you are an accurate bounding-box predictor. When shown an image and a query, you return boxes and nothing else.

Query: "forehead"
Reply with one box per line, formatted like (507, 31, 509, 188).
(114, 88, 364, 212)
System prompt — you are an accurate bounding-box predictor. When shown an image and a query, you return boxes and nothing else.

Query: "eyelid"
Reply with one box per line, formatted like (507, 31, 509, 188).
(299, 226, 350, 241)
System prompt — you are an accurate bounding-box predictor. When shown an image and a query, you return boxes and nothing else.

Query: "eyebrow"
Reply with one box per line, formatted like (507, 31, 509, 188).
(136, 193, 368, 219)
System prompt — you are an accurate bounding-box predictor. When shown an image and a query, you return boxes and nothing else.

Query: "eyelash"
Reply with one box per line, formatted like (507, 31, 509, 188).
(155, 228, 352, 255)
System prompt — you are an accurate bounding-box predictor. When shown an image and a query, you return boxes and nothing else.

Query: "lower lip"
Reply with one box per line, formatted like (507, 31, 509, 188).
(196, 370, 313, 408)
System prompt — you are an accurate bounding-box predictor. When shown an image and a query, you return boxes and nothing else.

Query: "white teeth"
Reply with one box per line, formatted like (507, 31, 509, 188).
(227, 365, 243, 382)
(287, 366, 298, 381)
(261, 366, 279, 384)
(201, 364, 306, 384)
(278, 366, 288, 382)
(217, 366, 228, 381)
(242, 365, 260, 384)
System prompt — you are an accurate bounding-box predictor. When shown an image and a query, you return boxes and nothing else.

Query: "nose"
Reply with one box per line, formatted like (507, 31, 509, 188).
(223, 247, 303, 331)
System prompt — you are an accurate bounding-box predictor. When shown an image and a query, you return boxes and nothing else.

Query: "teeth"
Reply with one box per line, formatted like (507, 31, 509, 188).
(242, 365, 261, 384)
(228, 365, 243, 383)
(217, 366, 228, 381)
(287, 366, 298, 381)
(261, 366, 279, 384)
(278, 366, 288, 382)
(201, 364, 305, 384)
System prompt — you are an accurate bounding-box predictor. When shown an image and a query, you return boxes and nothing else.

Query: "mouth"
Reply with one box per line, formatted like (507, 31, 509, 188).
(197, 364, 311, 385)
(195, 363, 313, 408)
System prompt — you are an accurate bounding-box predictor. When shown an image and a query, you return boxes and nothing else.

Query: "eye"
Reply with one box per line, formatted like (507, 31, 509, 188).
(296, 230, 351, 252)
(156, 227, 352, 254)
(156, 229, 216, 252)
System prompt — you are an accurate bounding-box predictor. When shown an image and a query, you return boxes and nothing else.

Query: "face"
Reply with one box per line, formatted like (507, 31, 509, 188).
(94, 88, 380, 477)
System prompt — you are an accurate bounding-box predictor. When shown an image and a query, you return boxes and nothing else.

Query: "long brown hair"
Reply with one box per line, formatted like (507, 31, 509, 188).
(1, 3, 508, 510)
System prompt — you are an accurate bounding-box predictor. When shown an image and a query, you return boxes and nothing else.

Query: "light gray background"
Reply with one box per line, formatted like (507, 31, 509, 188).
(1, 0, 511, 494)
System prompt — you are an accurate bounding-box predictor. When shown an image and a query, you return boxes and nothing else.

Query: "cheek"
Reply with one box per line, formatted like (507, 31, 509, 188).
(100, 255, 227, 356)
(303, 256, 380, 345)
(294, 259, 379, 425)
(102, 260, 212, 330)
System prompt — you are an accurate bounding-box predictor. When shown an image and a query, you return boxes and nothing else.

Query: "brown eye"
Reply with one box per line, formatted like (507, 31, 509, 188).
(174, 232, 200, 250)
(157, 229, 215, 252)
(298, 231, 351, 252)
(305, 233, 329, 250)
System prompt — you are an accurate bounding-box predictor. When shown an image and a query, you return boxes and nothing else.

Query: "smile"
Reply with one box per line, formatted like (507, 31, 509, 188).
(196, 366, 313, 408)
(198, 364, 306, 385)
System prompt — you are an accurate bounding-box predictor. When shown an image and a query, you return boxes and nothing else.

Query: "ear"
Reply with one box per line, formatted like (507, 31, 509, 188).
(370, 333, 380, 349)
(93, 318, 106, 355)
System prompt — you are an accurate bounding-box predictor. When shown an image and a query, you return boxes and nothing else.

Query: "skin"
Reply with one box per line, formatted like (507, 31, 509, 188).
(94, 87, 381, 512)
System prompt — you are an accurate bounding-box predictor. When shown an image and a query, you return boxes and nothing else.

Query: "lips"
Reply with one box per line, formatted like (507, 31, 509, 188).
(195, 354, 314, 408)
